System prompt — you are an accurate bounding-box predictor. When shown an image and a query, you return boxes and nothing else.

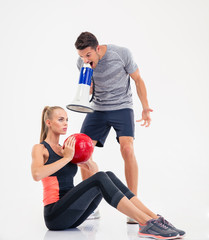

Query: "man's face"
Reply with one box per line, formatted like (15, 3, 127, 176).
(77, 46, 100, 69)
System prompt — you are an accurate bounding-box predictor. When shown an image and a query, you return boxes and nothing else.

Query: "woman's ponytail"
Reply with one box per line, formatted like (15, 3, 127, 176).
(40, 106, 50, 143)
(40, 106, 64, 143)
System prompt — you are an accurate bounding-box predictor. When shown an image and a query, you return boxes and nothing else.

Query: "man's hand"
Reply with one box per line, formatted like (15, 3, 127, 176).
(136, 108, 153, 127)
(89, 81, 93, 95)
(78, 158, 98, 174)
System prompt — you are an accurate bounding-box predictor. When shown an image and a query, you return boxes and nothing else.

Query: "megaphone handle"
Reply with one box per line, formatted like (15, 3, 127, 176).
(89, 76, 95, 103)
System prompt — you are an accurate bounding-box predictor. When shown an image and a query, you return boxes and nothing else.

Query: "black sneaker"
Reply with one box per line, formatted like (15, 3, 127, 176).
(157, 215, 186, 237)
(138, 218, 179, 239)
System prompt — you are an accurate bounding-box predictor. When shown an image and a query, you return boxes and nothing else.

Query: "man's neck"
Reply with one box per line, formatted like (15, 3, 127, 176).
(98, 45, 107, 60)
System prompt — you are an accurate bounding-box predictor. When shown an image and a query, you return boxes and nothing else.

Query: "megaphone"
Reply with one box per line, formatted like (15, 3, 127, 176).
(66, 63, 94, 113)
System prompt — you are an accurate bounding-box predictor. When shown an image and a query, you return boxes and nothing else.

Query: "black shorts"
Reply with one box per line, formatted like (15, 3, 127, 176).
(80, 108, 135, 147)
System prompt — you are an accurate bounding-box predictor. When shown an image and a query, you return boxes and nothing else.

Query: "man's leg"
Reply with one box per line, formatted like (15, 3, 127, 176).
(119, 136, 138, 196)
(80, 111, 111, 181)
(80, 140, 98, 180)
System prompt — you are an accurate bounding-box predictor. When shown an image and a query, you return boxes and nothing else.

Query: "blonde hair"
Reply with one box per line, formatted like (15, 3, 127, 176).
(40, 106, 64, 143)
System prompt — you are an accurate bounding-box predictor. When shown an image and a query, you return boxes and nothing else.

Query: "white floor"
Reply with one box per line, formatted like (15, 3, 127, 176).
(1, 200, 209, 240)
(43, 209, 209, 240)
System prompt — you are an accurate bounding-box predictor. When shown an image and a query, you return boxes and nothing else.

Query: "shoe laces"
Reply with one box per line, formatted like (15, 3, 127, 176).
(160, 217, 174, 228)
(154, 219, 169, 230)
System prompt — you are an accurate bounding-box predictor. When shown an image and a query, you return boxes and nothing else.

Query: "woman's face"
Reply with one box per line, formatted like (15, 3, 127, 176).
(48, 109, 68, 135)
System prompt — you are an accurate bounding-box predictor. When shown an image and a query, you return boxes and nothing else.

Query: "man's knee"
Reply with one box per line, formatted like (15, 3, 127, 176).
(120, 143, 134, 158)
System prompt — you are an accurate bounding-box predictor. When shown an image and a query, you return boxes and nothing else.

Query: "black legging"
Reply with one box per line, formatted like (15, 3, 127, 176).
(44, 171, 135, 230)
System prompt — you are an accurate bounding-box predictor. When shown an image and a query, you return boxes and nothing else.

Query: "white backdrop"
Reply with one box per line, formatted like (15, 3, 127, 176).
(0, 0, 209, 239)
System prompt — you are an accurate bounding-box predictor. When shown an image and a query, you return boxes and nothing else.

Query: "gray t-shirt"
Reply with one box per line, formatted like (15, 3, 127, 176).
(77, 44, 138, 111)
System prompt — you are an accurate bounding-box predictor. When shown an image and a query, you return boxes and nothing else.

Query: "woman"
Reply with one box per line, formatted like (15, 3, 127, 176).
(31, 106, 185, 239)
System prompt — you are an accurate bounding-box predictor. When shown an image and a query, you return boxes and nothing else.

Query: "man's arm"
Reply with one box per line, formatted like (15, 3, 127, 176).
(130, 68, 153, 127)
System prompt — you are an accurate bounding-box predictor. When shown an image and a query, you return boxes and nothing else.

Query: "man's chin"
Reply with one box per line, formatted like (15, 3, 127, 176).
(92, 64, 97, 69)
(90, 61, 97, 69)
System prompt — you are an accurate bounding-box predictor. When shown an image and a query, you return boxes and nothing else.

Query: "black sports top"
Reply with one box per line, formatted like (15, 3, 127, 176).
(41, 141, 78, 206)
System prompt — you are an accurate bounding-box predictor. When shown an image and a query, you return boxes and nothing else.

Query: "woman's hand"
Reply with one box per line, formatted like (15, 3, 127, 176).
(62, 136, 76, 161)
(32, 137, 76, 181)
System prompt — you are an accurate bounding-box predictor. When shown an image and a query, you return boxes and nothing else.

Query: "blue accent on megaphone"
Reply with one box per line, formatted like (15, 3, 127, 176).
(79, 67, 93, 86)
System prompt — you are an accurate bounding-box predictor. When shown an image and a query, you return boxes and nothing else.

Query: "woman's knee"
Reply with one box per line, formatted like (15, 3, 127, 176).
(94, 171, 107, 179)
(105, 171, 115, 178)
(93, 171, 113, 184)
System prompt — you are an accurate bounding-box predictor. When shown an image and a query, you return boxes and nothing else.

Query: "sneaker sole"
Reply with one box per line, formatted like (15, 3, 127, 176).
(127, 217, 138, 224)
(87, 216, 100, 220)
(175, 234, 186, 239)
(127, 220, 138, 224)
(138, 232, 179, 239)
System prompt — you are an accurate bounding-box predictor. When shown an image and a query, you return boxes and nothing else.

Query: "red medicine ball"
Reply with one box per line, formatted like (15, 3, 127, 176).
(63, 133, 94, 164)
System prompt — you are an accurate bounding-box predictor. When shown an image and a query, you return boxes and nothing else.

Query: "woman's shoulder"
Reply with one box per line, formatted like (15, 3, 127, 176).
(32, 143, 44, 149)
(32, 143, 47, 155)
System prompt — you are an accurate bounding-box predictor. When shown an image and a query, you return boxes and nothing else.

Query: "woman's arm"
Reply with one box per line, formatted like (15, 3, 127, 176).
(31, 137, 75, 181)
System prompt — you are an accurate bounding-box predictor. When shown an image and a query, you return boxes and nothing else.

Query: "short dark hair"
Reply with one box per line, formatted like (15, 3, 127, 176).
(75, 32, 99, 50)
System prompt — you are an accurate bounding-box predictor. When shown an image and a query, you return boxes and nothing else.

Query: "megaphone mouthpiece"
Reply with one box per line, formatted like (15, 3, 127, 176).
(66, 63, 94, 113)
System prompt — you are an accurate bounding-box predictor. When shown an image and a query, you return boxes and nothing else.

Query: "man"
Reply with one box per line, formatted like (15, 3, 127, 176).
(75, 32, 153, 222)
